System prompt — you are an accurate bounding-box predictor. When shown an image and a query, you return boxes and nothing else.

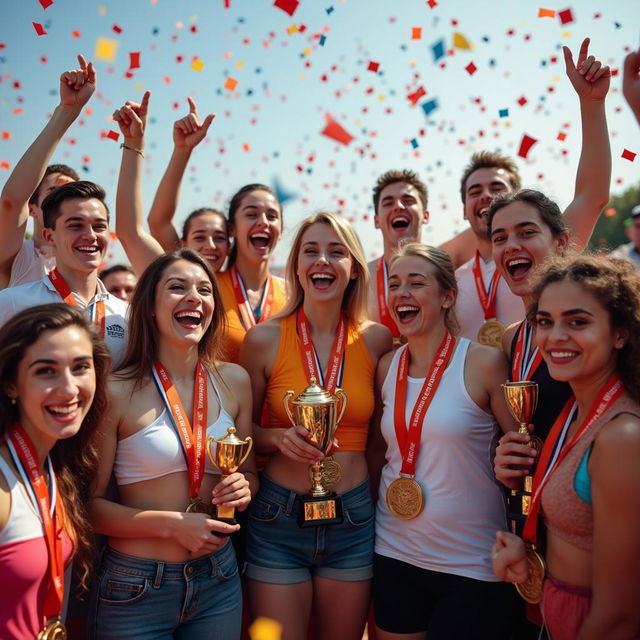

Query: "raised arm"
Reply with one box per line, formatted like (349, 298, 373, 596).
(561, 38, 611, 251)
(0, 55, 95, 270)
(438, 227, 476, 269)
(147, 98, 215, 251)
(622, 48, 640, 126)
(113, 91, 164, 275)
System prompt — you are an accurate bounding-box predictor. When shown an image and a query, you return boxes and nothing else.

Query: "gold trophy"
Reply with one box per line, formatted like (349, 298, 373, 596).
(283, 377, 347, 527)
(206, 426, 253, 524)
(502, 381, 541, 515)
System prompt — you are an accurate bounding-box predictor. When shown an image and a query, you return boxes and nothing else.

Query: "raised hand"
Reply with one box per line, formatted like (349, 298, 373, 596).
(563, 38, 611, 102)
(622, 48, 640, 124)
(59, 54, 96, 110)
(173, 97, 215, 150)
(112, 91, 151, 143)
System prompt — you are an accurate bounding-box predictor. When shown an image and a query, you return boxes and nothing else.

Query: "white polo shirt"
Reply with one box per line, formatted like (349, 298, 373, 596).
(0, 275, 129, 368)
(455, 254, 524, 342)
(8, 239, 55, 289)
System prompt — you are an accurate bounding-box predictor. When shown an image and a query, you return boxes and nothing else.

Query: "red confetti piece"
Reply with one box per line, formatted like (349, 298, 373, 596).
(465, 62, 477, 75)
(407, 86, 426, 105)
(621, 149, 636, 162)
(39, 0, 53, 8)
(274, 0, 299, 17)
(71, 30, 81, 38)
(557, 132, 567, 141)
(224, 76, 238, 91)
(558, 7, 574, 25)
(537, 8, 555, 18)
(112, 24, 123, 34)
(224, 0, 231, 7)
(517, 134, 538, 158)
(427, 0, 437, 7)
(321, 114, 354, 145)
(101, 130, 120, 141)
(412, 27, 422, 40)
(242, 142, 251, 152)
(2, 131, 10, 139)
(517, 95, 528, 106)
(368, 61, 380, 72)
(129, 52, 141, 69)
(32, 22, 47, 36)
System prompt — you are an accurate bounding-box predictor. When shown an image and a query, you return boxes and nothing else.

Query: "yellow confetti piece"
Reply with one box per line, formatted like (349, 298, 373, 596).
(249, 617, 282, 640)
(452, 31, 472, 50)
(94, 36, 118, 62)
(302, 47, 312, 56)
(298, 72, 305, 81)
(224, 76, 238, 91)
(98, 4, 106, 15)
(134, 82, 144, 91)
(235, 60, 245, 69)
(562, 30, 571, 38)
(378, 94, 386, 102)
(551, 75, 560, 83)
(191, 57, 205, 72)
(287, 24, 298, 34)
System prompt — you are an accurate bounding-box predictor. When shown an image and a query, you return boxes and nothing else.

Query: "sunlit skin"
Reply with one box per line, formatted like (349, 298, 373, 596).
(102, 270, 137, 302)
(184, 212, 229, 273)
(29, 172, 75, 225)
(463, 167, 513, 242)
(5, 326, 96, 464)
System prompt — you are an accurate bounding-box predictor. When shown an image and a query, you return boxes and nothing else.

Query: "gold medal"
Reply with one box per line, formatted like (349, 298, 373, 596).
(477, 318, 506, 349)
(516, 545, 546, 604)
(309, 457, 343, 490)
(37, 618, 67, 640)
(185, 496, 210, 515)
(386, 476, 424, 520)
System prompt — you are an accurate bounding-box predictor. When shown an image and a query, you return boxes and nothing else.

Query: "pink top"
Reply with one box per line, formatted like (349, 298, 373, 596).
(0, 455, 73, 639)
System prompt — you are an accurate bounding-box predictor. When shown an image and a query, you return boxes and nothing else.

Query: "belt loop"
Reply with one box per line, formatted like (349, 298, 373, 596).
(153, 561, 164, 589)
(285, 489, 297, 516)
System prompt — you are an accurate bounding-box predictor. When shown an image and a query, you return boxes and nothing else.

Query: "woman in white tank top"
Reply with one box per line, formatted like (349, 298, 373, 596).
(368, 244, 519, 640)
(89, 249, 257, 640)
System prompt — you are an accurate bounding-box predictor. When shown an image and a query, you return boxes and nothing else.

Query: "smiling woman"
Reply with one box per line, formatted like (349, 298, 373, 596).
(0, 304, 110, 640)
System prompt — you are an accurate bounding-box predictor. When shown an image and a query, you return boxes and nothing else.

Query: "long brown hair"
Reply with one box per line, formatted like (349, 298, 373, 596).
(116, 249, 226, 382)
(0, 304, 111, 591)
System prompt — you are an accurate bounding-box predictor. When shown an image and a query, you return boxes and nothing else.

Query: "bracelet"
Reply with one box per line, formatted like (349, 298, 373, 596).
(120, 143, 144, 158)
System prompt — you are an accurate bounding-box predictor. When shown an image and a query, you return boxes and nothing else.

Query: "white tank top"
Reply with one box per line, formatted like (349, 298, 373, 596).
(375, 338, 508, 581)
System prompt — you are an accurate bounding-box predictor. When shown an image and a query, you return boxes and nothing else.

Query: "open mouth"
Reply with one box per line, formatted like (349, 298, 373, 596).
(46, 402, 81, 421)
(310, 273, 335, 290)
(505, 257, 533, 280)
(250, 232, 271, 249)
(395, 304, 420, 322)
(547, 350, 578, 363)
(75, 244, 100, 255)
(174, 310, 203, 328)
(390, 215, 411, 231)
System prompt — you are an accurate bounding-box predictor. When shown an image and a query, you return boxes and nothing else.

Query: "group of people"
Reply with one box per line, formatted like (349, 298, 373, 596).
(0, 38, 639, 640)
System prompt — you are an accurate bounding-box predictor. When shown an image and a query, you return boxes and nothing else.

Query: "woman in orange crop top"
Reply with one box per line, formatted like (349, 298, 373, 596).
(240, 212, 391, 640)
(89, 249, 257, 639)
(492, 256, 640, 640)
(216, 183, 287, 364)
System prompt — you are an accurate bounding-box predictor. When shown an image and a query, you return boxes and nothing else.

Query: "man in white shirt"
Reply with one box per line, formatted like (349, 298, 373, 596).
(0, 181, 129, 367)
(610, 205, 640, 267)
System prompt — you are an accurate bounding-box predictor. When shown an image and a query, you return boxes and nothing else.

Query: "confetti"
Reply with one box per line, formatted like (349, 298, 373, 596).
(517, 134, 538, 158)
(112, 24, 123, 34)
(558, 8, 574, 25)
(319, 35, 326, 46)
(427, 0, 437, 8)
(274, 0, 300, 17)
(326, 6, 334, 15)
(517, 95, 528, 106)
(224, 76, 238, 90)
(72, 30, 82, 38)
(621, 149, 636, 162)
(101, 130, 120, 141)
(249, 617, 282, 640)
(432, 39, 445, 62)
(411, 27, 422, 40)
(465, 62, 477, 75)
(1, 162, 10, 170)
(499, 108, 509, 117)
(129, 52, 140, 69)
(367, 61, 380, 72)
(407, 86, 426, 105)
(39, 0, 53, 8)
(537, 8, 555, 18)
(422, 98, 439, 116)
(410, 138, 419, 149)
(32, 22, 47, 36)
(557, 132, 567, 141)
(95, 36, 118, 62)
(2, 131, 10, 139)
(191, 57, 204, 71)
(321, 114, 354, 145)
(453, 32, 472, 50)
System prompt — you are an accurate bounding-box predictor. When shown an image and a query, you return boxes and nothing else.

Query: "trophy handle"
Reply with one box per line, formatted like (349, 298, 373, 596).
(205, 435, 217, 466)
(335, 388, 347, 425)
(283, 390, 296, 428)
(236, 436, 253, 468)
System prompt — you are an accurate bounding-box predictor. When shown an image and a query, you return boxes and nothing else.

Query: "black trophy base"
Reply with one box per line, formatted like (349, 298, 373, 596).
(298, 494, 344, 528)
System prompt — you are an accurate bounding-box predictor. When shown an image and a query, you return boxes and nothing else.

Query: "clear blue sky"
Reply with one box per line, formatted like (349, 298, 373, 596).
(1, 0, 638, 266)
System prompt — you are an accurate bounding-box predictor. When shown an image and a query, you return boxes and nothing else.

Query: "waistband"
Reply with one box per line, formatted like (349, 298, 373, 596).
(102, 543, 232, 582)
(545, 573, 592, 598)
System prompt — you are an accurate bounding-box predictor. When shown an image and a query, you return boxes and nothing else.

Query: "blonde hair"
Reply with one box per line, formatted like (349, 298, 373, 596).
(279, 212, 370, 322)
(389, 243, 460, 335)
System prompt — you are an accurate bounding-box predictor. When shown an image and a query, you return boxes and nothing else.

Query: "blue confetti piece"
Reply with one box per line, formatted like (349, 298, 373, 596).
(541, 59, 547, 67)
(499, 108, 509, 118)
(152, 28, 159, 36)
(614, 21, 622, 29)
(326, 6, 334, 15)
(481, 35, 490, 43)
(489, 58, 496, 67)
(319, 35, 326, 46)
(432, 39, 445, 62)
(422, 98, 439, 116)
(410, 138, 418, 149)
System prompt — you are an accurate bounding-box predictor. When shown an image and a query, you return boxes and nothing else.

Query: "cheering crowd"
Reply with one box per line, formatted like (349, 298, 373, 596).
(0, 36, 639, 640)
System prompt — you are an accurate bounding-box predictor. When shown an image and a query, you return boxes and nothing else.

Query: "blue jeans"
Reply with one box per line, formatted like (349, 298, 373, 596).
(88, 542, 241, 639)
(245, 475, 375, 584)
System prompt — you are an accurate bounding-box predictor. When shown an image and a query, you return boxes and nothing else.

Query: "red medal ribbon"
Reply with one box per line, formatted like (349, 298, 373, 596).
(522, 374, 624, 545)
(7, 426, 64, 623)
(297, 307, 347, 393)
(376, 257, 400, 338)
(393, 332, 455, 475)
(472, 252, 501, 321)
(48, 268, 105, 337)
(510, 321, 543, 382)
(229, 265, 275, 330)
(152, 361, 208, 499)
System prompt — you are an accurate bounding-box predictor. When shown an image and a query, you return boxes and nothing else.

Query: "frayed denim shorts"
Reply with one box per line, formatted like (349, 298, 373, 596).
(245, 475, 374, 584)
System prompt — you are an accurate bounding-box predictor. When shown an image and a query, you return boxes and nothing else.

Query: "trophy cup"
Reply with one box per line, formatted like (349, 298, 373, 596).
(502, 381, 541, 515)
(283, 377, 347, 527)
(206, 426, 253, 525)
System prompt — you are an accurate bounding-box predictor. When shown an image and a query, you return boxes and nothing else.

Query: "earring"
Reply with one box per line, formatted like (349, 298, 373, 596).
(9, 397, 16, 405)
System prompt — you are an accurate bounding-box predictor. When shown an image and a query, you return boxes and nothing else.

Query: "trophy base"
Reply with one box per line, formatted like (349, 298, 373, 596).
(298, 494, 344, 528)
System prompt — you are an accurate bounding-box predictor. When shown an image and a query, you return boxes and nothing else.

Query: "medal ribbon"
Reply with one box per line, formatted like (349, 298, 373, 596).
(151, 361, 208, 499)
(510, 321, 544, 381)
(393, 332, 455, 475)
(472, 251, 501, 321)
(376, 258, 400, 338)
(296, 307, 346, 393)
(6, 426, 63, 622)
(522, 374, 624, 545)
(229, 265, 275, 330)
(48, 268, 105, 337)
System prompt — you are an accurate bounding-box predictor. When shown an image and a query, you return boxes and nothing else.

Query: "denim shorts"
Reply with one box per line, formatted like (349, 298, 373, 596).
(245, 475, 375, 584)
(88, 542, 241, 640)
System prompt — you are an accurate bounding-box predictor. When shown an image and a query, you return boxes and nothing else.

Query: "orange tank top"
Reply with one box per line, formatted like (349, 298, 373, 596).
(216, 269, 287, 364)
(265, 312, 375, 452)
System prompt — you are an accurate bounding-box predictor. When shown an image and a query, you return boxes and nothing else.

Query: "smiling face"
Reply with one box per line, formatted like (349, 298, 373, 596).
(463, 167, 513, 240)
(375, 181, 428, 249)
(6, 326, 96, 454)
(154, 259, 215, 348)
(296, 222, 356, 303)
(42, 197, 110, 274)
(387, 255, 455, 338)
(102, 270, 137, 302)
(534, 280, 625, 388)
(230, 189, 282, 264)
(183, 212, 229, 272)
(491, 202, 568, 298)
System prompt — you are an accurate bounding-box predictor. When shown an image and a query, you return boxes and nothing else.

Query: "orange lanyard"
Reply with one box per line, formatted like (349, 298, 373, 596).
(376, 257, 400, 337)
(472, 252, 501, 320)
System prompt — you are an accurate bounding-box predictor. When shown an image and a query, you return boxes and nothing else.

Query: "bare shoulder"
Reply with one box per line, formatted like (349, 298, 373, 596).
(359, 319, 393, 359)
(215, 360, 251, 390)
(243, 318, 281, 348)
(595, 412, 640, 453)
(465, 341, 509, 376)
